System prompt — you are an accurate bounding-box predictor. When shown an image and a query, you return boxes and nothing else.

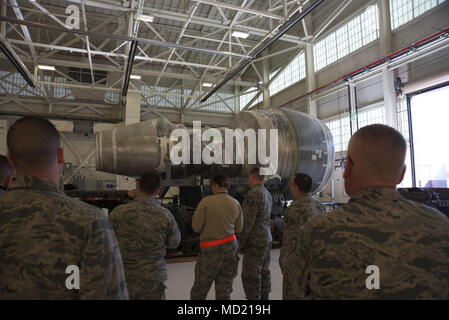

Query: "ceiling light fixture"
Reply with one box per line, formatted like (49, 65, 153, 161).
(37, 65, 55, 71)
(202, 82, 213, 87)
(139, 15, 154, 23)
(130, 75, 141, 80)
(232, 31, 249, 39)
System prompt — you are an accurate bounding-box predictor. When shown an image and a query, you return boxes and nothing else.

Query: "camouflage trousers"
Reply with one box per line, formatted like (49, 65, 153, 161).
(130, 281, 166, 300)
(282, 275, 295, 300)
(241, 241, 272, 300)
(126, 272, 167, 300)
(190, 239, 239, 300)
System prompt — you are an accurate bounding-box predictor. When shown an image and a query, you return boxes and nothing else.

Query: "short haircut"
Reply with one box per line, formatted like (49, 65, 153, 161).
(350, 124, 407, 180)
(352, 124, 406, 152)
(139, 172, 161, 194)
(212, 174, 229, 188)
(293, 173, 312, 193)
(250, 167, 263, 181)
(7, 117, 60, 171)
(0, 155, 13, 186)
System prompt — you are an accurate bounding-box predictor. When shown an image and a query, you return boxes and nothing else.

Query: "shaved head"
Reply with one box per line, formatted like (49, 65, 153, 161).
(138, 172, 161, 195)
(7, 117, 60, 173)
(344, 124, 407, 196)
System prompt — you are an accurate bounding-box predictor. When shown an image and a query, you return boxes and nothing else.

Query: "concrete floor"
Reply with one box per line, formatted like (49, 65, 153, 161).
(165, 248, 282, 300)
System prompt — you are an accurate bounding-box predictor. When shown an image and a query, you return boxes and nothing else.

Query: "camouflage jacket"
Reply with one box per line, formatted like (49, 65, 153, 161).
(108, 195, 181, 285)
(279, 193, 326, 275)
(239, 183, 273, 248)
(0, 176, 129, 300)
(297, 187, 449, 299)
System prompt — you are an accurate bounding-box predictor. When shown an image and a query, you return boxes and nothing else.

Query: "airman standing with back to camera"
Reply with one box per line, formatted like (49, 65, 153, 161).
(296, 124, 449, 299)
(239, 168, 273, 300)
(279, 173, 326, 300)
(190, 174, 243, 300)
(109, 172, 181, 300)
(0, 116, 128, 299)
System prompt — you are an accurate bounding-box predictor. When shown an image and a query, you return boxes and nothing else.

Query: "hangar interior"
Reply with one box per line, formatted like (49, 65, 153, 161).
(1, 0, 449, 301)
(0, 0, 448, 203)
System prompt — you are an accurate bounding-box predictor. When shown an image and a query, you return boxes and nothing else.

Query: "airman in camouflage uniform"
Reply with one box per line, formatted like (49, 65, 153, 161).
(296, 124, 449, 299)
(0, 154, 13, 194)
(239, 168, 273, 300)
(279, 173, 326, 300)
(0, 117, 128, 299)
(190, 175, 243, 300)
(109, 172, 181, 300)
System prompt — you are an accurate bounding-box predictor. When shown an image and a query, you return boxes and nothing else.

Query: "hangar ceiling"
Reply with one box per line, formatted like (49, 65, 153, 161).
(0, 0, 362, 123)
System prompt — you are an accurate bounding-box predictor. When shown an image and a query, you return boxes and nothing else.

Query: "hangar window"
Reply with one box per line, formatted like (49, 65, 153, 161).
(314, 4, 379, 72)
(269, 51, 306, 96)
(0, 71, 39, 96)
(0, 71, 75, 100)
(324, 105, 386, 152)
(105, 91, 120, 104)
(141, 85, 182, 109)
(325, 115, 351, 153)
(357, 105, 386, 128)
(397, 97, 414, 188)
(406, 84, 449, 188)
(390, 0, 446, 30)
(203, 91, 235, 113)
(240, 87, 262, 110)
(184, 89, 234, 113)
(52, 76, 75, 100)
(67, 67, 107, 84)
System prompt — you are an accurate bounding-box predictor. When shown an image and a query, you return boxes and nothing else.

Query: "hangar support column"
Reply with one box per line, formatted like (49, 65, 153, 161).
(305, 43, 317, 118)
(378, 0, 398, 129)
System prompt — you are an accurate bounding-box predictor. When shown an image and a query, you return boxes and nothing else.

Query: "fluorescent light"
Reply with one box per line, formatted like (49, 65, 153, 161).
(232, 31, 249, 39)
(38, 65, 55, 71)
(130, 75, 141, 80)
(202, 82, 213, 87)
(139, 15, 154, 23)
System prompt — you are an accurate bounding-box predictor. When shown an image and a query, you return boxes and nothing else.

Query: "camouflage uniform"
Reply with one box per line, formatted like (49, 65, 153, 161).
(239, 183, 273, 300)
(0, 176, 128, 300)
(296, 187, 449, 299)
(191, 239, 240, 300)
(109, 195, 181, 300)
(279, 193, 326, 299)
(190, 191, 243, 300)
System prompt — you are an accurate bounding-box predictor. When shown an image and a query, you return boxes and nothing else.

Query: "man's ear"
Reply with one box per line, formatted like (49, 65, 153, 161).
(7, 153, 15, 169)
(343, 156, 352, 180)
(292, 182, 299, 194)
(57, 148, 64, 165)
(397, 165, 406, 185)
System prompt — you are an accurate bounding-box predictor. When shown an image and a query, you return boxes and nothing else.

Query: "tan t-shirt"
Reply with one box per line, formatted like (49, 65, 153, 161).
(192, 191, 243, 243)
